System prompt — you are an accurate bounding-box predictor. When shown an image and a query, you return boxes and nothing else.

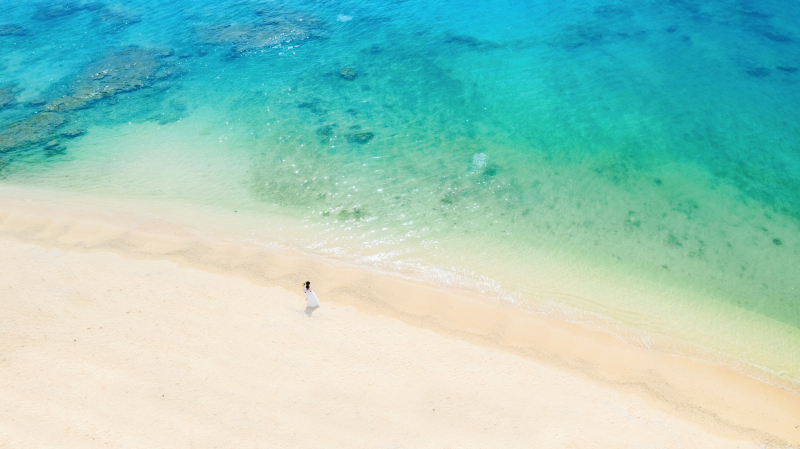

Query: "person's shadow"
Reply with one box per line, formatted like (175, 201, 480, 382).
(305, 306, 318, 317)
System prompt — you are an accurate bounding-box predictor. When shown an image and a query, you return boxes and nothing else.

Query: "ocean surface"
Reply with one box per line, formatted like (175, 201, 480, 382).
(1, 0, 798, 388)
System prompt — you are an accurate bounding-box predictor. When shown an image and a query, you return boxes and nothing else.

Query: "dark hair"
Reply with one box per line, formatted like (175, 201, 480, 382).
(304, 281, 310, 288)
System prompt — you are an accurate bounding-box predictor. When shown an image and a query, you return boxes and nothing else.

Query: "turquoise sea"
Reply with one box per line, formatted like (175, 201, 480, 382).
(1, 0, 799, 388)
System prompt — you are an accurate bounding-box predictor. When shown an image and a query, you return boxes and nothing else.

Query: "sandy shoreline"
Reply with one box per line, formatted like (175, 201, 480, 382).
(1, 190, 798, 447)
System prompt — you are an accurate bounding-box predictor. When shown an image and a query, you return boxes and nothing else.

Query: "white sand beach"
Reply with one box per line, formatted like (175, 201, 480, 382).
(1, 192, 798, 448)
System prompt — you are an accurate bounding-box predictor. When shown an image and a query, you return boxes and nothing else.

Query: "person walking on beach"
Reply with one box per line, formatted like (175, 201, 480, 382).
(303, 281, 320, 309)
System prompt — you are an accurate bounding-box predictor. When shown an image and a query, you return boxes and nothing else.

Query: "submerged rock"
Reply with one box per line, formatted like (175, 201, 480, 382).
(197, 8, 323, 58)
(443, 34, 483, 48)
(26, 98, 47, 107)
(45, 144, 67, 156)
(0, 24, 27, 36)
(0, 112, 66, 152)
(92, 6, 142, 32)
(60, 128, 86, 138)
(0, 84, 21, 109)
(745, 67, 771, 78)
(198, 23, 298, 56)
(32, 2, 104, 21)
(255, 6, 325, 31)
(0, 46, 180, 152)
(32, 4, 81, 20)
(316, 124, 335, 140)
(339, 67, 356, 81)
(760, 31, 792, 43)
(345, 132, 374, 144)
(297, 99, 325, 115)
(42, 46, 180, 113)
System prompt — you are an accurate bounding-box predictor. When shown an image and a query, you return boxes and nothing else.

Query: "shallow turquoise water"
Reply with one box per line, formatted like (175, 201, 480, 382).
(1, 0, 799, 386)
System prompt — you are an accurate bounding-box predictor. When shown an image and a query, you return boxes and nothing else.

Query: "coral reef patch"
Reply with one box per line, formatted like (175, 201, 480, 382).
(0, 24, 27, 36)
(32, 2, 105, 21)
(0, 85, 22, 110)
(196, 7, 324, 58)
(0, 113, 66, 152)
(92, 5, 142, 32)
(43, 46, 180, 113)
(0, 46, 180, 153)
(345, 132, 374, 144)
(745, 67, 771, 78)
(339, 67, 356, 81)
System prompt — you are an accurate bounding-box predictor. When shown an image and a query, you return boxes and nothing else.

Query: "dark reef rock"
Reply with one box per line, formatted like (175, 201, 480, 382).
(199, 23, 309, 57)
(0, 46, 181, 152)
(60, 128, 86, 138)
(446, 34, 482, 47)
(316, 124, 335, 140)
(760, 31, 792, 43)
(339, 67, 356, 80)
(255, 7, 324, 28)
(777, 66, 798, 73)
(156, 49, 174, 58)
(32, 3, 137, 33)
(32, 2, 105, 21)
(297, 99, 325, 115)
(45, 144, 67, 156)
(443, 34, 483, 48)
(666, 233, 683, 247)
(196, 8, 324, 58)
(0, 24, 27, 36)
(345, 132, 374, 144)
(42, 46, 181, 113)
(32, 4, 82, 20)
(92, 5, 142, 31)
(26, 98, 47, 107)
(745, 67, 771, 78)
(0, 112, 66, 152)
(0, 84, 21, 110)
(337, 206, 367, 221)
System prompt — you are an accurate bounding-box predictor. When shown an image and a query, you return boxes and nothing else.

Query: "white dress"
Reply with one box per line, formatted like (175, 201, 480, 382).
(304, 287, 320, 308)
